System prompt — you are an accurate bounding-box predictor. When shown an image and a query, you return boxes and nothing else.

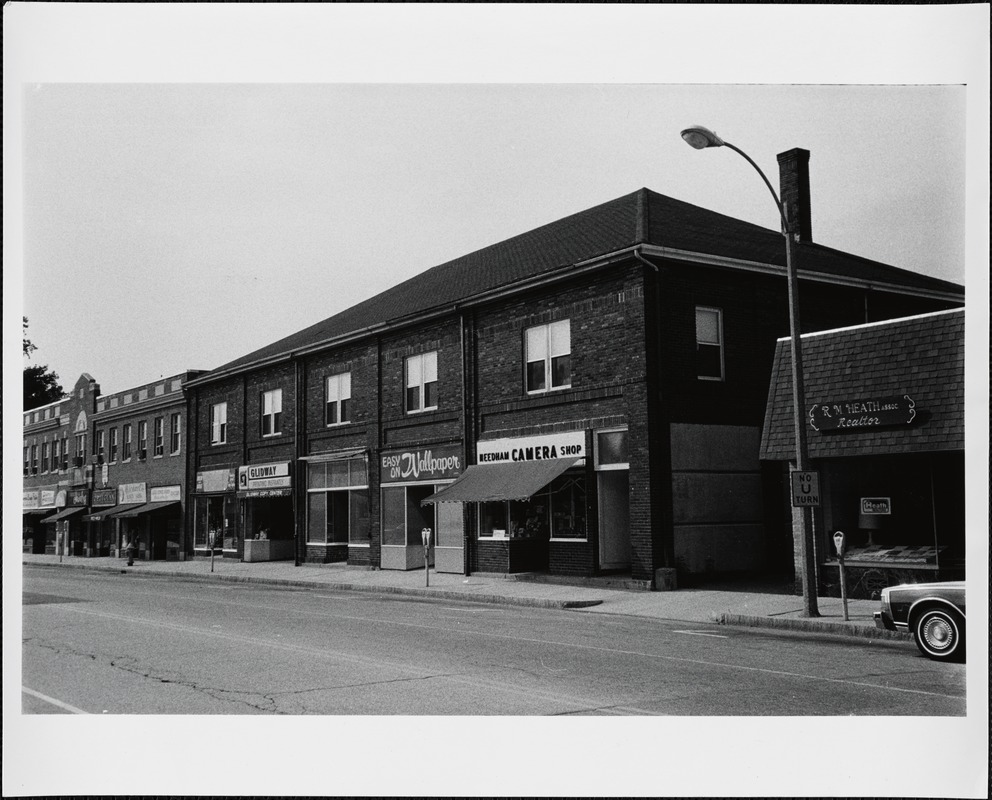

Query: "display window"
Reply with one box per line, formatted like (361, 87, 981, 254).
(194, 494, 238, 550)
(381, 483, 458, 546)
(307, 455, 369, 546)
(477, 472, 586, 541)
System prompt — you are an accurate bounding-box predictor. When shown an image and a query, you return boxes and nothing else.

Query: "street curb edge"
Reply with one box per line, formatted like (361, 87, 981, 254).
(719, 612, 913, 641)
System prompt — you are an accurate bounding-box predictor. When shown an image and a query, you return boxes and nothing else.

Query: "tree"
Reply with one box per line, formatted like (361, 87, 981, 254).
(23, 317, 65, 410)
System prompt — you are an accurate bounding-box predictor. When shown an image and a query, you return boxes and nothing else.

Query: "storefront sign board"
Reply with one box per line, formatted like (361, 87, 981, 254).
(238, 462, 291, 491)
(41, 488, 58, 508)
(23, 489, 40, 510)
(809, 395, 916, 432)
(119, 482, 148, 504)
(381, 444, 462, 483)
(68, 489, 90, 507)
(91, 488, 118, 507)
(476, 431, 585, 464)
(196, 469, 236, 493)
(150, 485, 182, 503)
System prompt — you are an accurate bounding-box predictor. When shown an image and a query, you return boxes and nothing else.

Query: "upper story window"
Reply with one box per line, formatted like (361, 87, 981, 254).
(42, 441, 50, 473)
(137, 421, 148, 459)
(51, 439, 61, 472)
(97, 430, 106, 463)
(525, 319, 571, 393)
(170, 413, 181, 455)
(110, 428, 119, 462)
(154, 417, 165, 456)
(211, 402, 228, 445)
(74, 434, 86, 466)
(61, 436, 69, 470)
(31, 444, 39, 474)
(24, 446, 30, 476)
(122, 425, 132, 460)
(325, 373, 352, 426)
(405, 351, 438, 414)
(261, 389, 283, 436)
(696, 306, 724, 381)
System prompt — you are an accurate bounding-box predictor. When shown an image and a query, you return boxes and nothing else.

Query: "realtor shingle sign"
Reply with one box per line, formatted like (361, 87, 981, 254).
(808, 395, 916, 432)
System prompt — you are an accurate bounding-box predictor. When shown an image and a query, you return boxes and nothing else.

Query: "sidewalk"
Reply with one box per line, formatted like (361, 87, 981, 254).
(21, 553, 910, 642)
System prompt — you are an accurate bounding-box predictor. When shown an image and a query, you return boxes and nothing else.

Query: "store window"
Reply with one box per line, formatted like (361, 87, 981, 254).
(109, 428, 118, 463)
(210, 402, 227, 445)
(307, 456, 369, 545)
(137, 422, 148, 460)
(405, 351, 437, 413)
(122, 425, 132, 461)
(261, 389, 283, 436)
(154, 417, 164, 456)
(170, 413, 181, 455)
(478, 473, 587, 541)
(325, 372, 351, 426)
(381, 484, 442, 546)
(696, 306, 724, 381)
(525, 319, 571, 393)
(194, 494, 239, 550)
(595, 429, 629, 470)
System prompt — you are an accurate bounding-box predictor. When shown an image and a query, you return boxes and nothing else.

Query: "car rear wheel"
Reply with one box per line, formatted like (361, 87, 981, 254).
(913, 607, 965, 662)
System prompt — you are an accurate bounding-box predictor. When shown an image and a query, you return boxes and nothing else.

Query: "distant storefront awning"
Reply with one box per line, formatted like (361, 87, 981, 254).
(23, 509, 53, 516)
(423, 459, 580, 504)
(84, 503, 143, 521)
(40, 507, 86, 524)
(116, 501, 182, 517)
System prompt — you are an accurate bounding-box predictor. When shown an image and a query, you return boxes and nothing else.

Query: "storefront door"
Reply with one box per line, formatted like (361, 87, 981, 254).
(598, 471, 631, 570)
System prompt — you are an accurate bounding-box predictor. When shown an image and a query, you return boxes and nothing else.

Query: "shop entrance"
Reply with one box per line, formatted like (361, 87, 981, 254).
(598, 470, 631, 570)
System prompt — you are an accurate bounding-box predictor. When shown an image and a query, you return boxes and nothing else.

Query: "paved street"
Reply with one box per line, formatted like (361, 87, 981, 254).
(22, 566, 965, 716)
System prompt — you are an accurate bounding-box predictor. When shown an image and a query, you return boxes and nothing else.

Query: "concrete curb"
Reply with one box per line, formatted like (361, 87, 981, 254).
(719, 612, 913, 641)
(23, 560, 603, 611)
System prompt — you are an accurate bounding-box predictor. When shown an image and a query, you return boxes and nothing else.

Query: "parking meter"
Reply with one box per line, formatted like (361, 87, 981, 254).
(421, 527, 432, 586)
(833, 531, 849, 621)
(833, 530, 845, 557)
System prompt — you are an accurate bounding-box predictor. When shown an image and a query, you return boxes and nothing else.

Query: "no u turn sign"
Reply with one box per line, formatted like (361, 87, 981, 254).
(791, 470, 821, 507)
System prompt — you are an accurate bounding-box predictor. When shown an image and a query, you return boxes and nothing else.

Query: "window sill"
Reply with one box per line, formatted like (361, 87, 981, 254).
(325, 421, 352, 429)
(405, 407, 439, 416)
(525, 384, 572, 397)
(549, 537, 588, 543)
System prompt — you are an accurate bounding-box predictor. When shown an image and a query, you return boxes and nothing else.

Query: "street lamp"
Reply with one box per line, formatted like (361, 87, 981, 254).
(680, 125, 820, 617)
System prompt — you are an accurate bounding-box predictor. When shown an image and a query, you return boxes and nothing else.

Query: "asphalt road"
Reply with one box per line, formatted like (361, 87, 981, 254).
(21, 566, 966, 716)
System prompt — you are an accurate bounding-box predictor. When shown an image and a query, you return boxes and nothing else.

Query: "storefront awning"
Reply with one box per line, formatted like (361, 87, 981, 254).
(84, 503, 143, 521)
(115, 500, 179, 519)
(423, 458, 580, 504)
(23, 509, 54, 516)
(40, 507, 86, 524)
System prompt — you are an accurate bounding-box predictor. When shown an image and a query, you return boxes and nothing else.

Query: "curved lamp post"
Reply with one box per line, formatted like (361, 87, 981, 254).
(680, 125, 820, 617)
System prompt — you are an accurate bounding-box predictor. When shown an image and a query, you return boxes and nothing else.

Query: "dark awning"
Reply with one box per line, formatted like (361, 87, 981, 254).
(84, 503, 143, 521)
(40, 507, 86, 524)
(423, 459, 579, 504)
(23, 509, 53, 516)
(115, 501, 180, 518)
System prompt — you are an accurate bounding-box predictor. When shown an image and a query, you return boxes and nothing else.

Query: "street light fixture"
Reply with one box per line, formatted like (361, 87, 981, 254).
(680, 124, 820, 617)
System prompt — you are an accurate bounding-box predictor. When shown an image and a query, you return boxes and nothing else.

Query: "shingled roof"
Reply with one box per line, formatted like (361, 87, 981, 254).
(201, 188, 964, 380)
(760, 308, 965, 461)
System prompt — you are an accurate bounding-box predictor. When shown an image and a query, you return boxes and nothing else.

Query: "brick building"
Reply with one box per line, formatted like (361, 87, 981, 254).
(21, 371, 204, 560)
(184, 154, 963, 587)
(760, 309, 965, 598)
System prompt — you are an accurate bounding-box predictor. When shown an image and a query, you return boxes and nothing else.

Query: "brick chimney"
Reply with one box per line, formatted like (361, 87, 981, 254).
(776, 148, 812, 243)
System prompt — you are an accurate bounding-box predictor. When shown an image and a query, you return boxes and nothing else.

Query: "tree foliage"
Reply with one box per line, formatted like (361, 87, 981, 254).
(23, 317, 65, 410)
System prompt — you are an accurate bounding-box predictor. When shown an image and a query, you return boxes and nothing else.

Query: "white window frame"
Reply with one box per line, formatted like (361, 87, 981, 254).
(97, 430, 106, 463)
(109, 427, 119, 463)
(170, 413, 181, 455)
(153, 417, 164, 457)
(261, 389, 283, 437)
(137, 421, 148, 459)
(122, 425, 132, 461)
(210, 402, 228, 445)
(405, 351, 438, 414)
(525, 319, 572, 394)
(42, 441, 50, 473)
(695, 306, 725, 382)
(325, 372, 352, 427)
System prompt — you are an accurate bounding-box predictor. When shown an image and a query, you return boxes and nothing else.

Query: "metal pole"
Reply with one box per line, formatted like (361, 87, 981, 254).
(838, 553, 849, 621)
(785, 229, 820, 617)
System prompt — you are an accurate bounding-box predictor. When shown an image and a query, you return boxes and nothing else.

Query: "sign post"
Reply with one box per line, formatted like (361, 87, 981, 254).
(422, 527, 432, 587)
(833, 530, 849, 622)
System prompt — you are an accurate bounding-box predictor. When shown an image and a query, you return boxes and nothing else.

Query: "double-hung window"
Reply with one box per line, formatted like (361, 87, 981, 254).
(97, 430, 106, 463)
(122, 425, 132, 460)
(24, 446, 30, 476)
(61, 436, 69, 470)
(110, 428, 119, 462)
(51, 439, 61, 472)
(525, 320, 571, 393)
(261, 389, 283, 436)
(170, 413, 181, 454)
(325, 373, 351, 426)
(42, 442, 50, 473)
(75, 434, 86, 466)
(210, 403, 227, 445)
(695, 306, 724, 381)
(405, 351, 437, 413)
(31, 445, 39, 474)
(153, 417, 164, 456)
(137, 421, 148, 459)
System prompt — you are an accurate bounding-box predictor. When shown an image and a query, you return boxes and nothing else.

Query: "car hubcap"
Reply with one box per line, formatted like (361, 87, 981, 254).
(922, 617, 954, 651)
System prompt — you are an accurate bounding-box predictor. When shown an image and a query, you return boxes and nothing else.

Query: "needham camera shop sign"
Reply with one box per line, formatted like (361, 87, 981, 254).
(476, 431, 586, 464)
(809, 395, 916, 432)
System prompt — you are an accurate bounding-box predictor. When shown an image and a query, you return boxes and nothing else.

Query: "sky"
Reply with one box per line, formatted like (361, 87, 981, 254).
(15, 82, 971, 394)
(4, 5, 989, 799)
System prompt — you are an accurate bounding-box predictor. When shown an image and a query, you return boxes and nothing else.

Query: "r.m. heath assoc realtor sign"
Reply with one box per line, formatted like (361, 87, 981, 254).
(809, 395, 916, 432)
(476, 431, 586, 464)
